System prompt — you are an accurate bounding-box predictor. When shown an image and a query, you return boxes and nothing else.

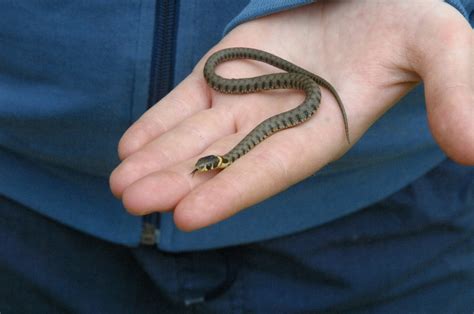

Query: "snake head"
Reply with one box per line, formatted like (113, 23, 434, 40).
(191, 155, 223, 176)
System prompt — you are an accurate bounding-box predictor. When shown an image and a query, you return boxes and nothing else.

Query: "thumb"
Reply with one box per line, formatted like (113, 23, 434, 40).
(413, 5, 473, 165)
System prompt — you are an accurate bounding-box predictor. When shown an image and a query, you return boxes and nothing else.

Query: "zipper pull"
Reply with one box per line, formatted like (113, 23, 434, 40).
(141, 222, 159, 245)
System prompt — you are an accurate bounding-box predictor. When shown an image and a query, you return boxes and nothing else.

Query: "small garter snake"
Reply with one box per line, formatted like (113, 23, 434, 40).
(192, 47, 349, 175)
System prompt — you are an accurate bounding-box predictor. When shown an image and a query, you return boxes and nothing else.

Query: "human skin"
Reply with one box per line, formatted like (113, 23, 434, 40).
(110, 0, 473, 231)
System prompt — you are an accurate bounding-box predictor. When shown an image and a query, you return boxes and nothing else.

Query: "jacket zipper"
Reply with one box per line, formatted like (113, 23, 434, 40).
(141, 0, 180, 246)
(148, 0, 180, 106)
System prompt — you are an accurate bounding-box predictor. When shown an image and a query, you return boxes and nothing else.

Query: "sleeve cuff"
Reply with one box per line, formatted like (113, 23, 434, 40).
(445, 0, 473, 24)
(224, 0, 314, 34)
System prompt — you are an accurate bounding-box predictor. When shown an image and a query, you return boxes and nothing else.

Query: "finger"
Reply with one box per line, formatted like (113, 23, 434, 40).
(412, 6, 473, 165)
(120, 133, 241, 216)
(110, 106, 235, 198)
(118, 73, 211, 160)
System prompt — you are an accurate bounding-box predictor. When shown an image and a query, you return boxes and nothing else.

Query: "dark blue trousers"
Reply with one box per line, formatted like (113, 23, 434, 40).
(1, 159, 473, 313)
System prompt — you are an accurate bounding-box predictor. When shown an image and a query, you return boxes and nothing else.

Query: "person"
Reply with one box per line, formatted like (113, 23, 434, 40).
(1, 0, 472, 312)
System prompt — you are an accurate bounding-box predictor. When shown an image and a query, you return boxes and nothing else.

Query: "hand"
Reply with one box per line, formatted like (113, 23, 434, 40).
(110, 0, 473, 231)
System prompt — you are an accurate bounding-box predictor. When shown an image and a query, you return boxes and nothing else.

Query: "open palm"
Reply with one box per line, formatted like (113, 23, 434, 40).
(110, 0, 473, 231)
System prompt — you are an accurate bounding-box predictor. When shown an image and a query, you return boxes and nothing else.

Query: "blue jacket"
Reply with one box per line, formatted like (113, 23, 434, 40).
(0, 0, 472, 251)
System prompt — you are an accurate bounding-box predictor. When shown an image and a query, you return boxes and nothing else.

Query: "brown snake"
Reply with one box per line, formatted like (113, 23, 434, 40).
(192, 47, 349, 175)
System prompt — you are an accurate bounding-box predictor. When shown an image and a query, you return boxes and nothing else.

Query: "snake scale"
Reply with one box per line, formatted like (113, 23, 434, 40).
(192, 47, 349, 175)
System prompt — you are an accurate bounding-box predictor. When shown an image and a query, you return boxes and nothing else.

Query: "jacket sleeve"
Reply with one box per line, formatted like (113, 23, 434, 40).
(225, 0, 473, 34)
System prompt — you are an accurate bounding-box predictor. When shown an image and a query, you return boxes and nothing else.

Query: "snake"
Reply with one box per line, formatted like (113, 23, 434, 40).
(191, 47, 349, 175)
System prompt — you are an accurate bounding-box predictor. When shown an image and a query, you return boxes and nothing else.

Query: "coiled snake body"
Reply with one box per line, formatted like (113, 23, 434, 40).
(192, 47, 349, 175)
